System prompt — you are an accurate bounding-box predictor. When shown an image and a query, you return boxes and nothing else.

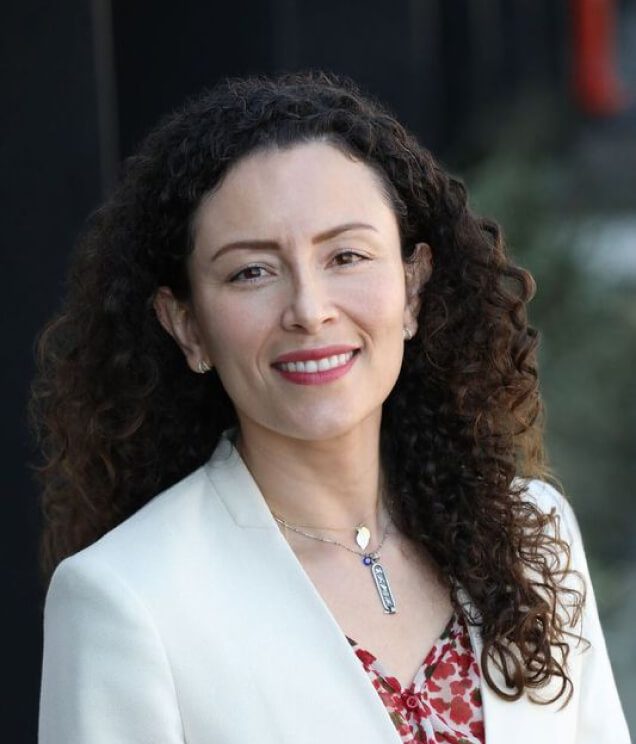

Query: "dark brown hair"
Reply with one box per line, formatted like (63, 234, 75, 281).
(30, 70, 585, 705)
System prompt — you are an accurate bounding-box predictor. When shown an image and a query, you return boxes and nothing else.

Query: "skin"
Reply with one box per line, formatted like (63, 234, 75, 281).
(155, 139, 432, 537)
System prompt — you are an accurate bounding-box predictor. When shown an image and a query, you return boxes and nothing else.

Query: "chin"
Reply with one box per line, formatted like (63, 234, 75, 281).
(275, 409, 382, 444)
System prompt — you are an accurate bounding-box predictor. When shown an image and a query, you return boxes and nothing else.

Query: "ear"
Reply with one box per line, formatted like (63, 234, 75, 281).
(403, 242, 432, 328)
(153, 286, 212, 372)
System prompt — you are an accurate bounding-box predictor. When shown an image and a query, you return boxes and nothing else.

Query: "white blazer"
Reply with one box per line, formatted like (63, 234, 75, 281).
(39, 430, 631, 743)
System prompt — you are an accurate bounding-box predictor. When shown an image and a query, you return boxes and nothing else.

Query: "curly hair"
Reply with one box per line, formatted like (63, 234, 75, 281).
(30, 70, 585, 706)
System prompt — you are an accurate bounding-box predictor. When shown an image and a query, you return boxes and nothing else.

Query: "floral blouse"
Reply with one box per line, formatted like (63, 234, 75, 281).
(346, 610, 485, 743)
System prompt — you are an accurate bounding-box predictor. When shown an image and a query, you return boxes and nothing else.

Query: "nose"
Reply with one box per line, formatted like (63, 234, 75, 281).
(280, 271, 339, 334)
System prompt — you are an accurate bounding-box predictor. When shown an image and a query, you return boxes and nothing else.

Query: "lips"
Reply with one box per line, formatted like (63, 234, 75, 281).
(272, 345, 360, 365)
(273, 348, 359, 384)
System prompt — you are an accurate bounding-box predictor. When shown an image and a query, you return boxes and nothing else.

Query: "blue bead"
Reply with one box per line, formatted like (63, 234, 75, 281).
(363, 556, 372, 566)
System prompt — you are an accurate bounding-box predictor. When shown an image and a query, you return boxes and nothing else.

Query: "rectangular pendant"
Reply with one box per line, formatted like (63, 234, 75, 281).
(370, 562, 397, 614)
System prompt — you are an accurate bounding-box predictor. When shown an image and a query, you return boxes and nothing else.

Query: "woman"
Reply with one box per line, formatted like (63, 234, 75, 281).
(32, 71, 630, 743)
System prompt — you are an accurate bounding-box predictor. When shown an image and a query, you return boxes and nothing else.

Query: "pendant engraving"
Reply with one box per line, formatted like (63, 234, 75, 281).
(370, 562, 397, 614)
(355, 526, 371, 550)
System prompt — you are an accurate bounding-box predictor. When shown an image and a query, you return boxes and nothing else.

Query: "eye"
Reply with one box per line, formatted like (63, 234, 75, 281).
(228, 265, 271, 283)
(333, 250, 367, 266)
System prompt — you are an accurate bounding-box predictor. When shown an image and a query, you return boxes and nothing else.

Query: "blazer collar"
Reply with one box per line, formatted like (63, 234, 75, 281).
(204, 427, 276, 528)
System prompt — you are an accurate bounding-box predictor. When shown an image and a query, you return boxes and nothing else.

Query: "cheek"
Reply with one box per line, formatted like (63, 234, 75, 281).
(199, 289, 298, 388)
(348, 271, 406, 327)
(201, 305, 271, 363)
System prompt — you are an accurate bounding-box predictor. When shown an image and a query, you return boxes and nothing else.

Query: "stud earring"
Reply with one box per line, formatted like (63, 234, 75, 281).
(403, 327, 413, 341)
(197, 360, 212, 374)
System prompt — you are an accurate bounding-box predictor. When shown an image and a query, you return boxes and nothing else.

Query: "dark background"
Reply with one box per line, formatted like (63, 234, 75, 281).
(4, 1, 634, 740)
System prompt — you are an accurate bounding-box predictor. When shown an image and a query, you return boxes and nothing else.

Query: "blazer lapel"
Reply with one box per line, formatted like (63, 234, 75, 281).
(204, 431, 403, 744)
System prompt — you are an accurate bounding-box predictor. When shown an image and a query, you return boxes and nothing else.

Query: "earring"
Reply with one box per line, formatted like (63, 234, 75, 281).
(197, 360, 212, 374)
(403, 327, 413, 341)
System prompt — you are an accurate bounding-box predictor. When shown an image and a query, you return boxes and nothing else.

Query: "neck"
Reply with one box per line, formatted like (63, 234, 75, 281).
(233, 416, 388, 539)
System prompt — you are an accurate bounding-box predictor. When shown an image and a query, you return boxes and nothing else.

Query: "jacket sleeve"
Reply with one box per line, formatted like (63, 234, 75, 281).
(39, 553, 185, 744)
(530, 480, 632, 743)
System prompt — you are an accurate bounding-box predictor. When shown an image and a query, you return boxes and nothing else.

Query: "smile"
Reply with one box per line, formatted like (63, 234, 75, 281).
(275, 350, 355, 373)
(272, 349, 360, 385)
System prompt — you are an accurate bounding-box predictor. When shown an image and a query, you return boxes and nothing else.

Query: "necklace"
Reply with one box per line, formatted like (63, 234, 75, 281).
(271, 511, 398, 614)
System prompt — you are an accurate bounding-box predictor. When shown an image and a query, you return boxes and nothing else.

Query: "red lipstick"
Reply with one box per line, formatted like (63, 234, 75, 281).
(272, 345, 359, 365)
(272, 348, 359, 385)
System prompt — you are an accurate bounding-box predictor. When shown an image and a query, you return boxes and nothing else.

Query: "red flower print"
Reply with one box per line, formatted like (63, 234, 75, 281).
(355, 648, 376, 668)
(424, 663, 437, 680)
(377, 677, 397, 695)
(470, 720, 485, 738)
(449, 695, 472, 725)
(427, 677, 442, 692)
(433, 661, 455, 679)
(430, 697, 450, 714)
(384, 676, 401, 693)
(456, 652, 473, 675)
(347, 612, 485, 743)
(376, 686, 395, 705)
(450, 678, 472, 696)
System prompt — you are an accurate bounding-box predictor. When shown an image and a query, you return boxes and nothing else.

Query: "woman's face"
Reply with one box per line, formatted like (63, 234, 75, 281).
(157, 140, 430, 443)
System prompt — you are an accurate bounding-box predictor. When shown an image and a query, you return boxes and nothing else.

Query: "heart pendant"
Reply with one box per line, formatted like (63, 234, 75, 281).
(355, 525, 371, 550)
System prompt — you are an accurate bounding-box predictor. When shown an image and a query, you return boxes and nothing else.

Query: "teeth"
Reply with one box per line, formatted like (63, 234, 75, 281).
(278, 351, 355, 373)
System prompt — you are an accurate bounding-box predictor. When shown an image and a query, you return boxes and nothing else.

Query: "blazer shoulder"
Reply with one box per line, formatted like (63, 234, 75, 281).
(513, 476, 580, 543)
(49, 461, 218, 592)
(513, 475, 566, 509)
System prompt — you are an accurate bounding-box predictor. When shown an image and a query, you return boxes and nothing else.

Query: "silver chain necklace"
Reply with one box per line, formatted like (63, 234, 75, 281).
(271, 511, 398, 614)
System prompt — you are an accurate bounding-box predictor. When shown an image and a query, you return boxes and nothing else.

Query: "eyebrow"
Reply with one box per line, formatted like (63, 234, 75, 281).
(209, 222, 378, 262)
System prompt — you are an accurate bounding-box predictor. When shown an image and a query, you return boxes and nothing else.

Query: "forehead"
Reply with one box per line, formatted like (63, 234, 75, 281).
(193, 141, 397, 244)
